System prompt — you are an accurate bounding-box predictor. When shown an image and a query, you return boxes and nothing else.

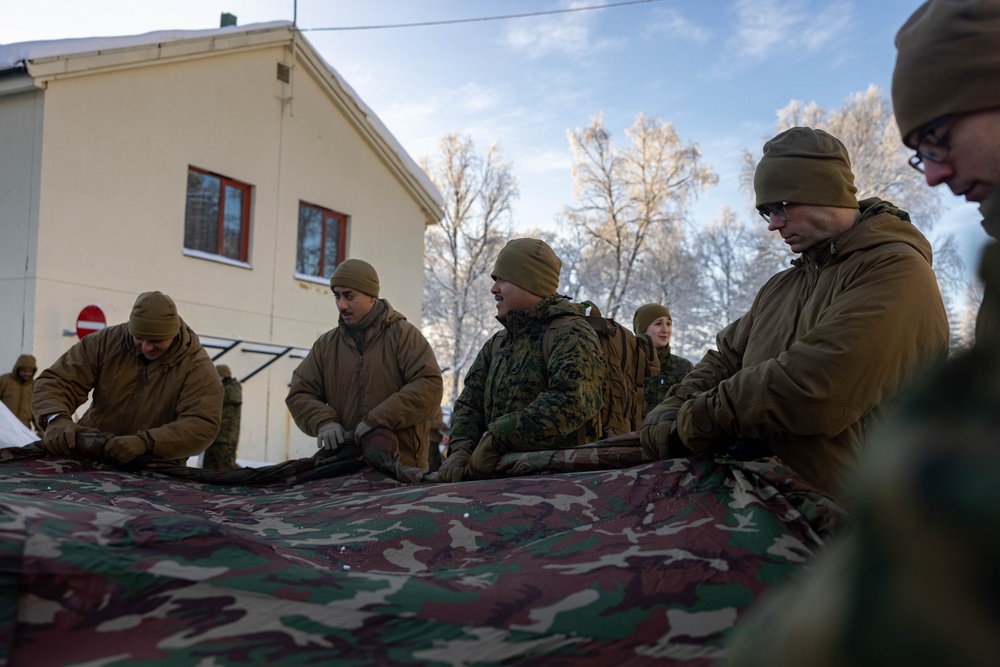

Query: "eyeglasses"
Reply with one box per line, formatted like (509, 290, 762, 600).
(757, 201, 790, 222)
(907, 114, 953, 173)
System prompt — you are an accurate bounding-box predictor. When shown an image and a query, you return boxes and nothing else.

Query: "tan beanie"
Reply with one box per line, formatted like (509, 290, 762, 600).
(129, 291, 180, 340)
(632, 303, 671, 335)
(330, 259, 380, 297)
(893, 0, 1000, 142)
(754, 127, 858, 209)
(491, 238, 561, 296)
(216, 365, 232, 379)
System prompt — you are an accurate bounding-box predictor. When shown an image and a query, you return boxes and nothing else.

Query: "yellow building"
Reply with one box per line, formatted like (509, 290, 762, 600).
(0, 21, 443, 463)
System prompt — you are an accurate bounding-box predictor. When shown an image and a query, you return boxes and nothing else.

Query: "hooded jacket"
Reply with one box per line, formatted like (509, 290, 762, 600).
(0, 354, 37, 429)
(450, 295, 607, 454)
(653, 198, 950, 503)
(32, 321, 223, 461)
(286, 300, 443, 469)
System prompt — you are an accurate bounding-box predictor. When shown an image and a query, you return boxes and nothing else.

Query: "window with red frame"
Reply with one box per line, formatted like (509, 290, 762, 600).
(184, 166, 252, 263)
(296, 201, 348, 280)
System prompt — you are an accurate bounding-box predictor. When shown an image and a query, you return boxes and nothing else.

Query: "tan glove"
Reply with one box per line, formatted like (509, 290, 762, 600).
(104, 435, 149, 467)
(639, 407, 679, 460)
(42, 416, 96, 456)
(431, 447, 471, 483)
(467, 433, 502, 480)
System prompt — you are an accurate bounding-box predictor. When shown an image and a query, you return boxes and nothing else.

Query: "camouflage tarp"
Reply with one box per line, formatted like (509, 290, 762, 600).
(0, 431, 846, 666)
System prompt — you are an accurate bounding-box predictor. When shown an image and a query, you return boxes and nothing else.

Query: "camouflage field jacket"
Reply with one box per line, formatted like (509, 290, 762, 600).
(32, 321, 223, 460)
(652, 198, 950, 503)
(450, 295, 607, 454)
(286, 300, 443, 468)
(641, 346, 694, 417)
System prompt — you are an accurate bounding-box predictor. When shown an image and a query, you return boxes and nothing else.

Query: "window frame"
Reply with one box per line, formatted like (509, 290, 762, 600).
(294, 200, 349, 284)
(183, 165, 253, 266)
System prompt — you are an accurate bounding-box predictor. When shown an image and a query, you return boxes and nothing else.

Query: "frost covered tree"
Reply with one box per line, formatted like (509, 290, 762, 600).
(562, 113, 717, 319)
(421, 134, 517, 404)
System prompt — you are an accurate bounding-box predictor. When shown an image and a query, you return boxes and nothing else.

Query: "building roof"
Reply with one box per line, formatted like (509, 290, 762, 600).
(0, 21, 444, 221)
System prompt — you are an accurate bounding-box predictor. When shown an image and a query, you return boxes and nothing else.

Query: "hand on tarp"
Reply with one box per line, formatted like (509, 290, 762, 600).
(104, 435, 151, 470)
(467, 433, 502, 480)
(428, 445, 470, 483)
(41, 416, 98, 456)
(317, 421, 347, 451)
(639, 404, 688, 460)
(354, 421, 373, 442)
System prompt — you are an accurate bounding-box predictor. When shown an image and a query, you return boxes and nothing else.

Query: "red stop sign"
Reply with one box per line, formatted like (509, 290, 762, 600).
(76, 304, 107, 339)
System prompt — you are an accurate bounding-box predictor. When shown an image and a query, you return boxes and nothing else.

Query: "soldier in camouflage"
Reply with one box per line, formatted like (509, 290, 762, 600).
(432, 238, 607, 482)
(202, 365, 242, 470)
(632, 304, 693, 417)
(723, 2, 1000, 665)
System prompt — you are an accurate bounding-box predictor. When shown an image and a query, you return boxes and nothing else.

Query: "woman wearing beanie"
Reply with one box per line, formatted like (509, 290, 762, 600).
(632, 304, 693, 417)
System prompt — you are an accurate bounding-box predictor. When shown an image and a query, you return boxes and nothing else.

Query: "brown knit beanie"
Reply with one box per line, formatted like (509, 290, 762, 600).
(632, 303, 671, 335)
(893, 0, 1000, 142)
(491, 238, 561, 296)
(754, 127, 858, 209)
(129, 291, 180, 340)
(330, 259, 380, 297)
(216, 365, 232, 379)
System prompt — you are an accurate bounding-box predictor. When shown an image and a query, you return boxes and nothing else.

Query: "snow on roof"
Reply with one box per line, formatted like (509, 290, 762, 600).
(0, 21, 443, 213)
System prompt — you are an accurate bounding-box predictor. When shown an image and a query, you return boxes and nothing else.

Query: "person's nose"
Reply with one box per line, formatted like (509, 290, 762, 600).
(922, 159, 952, 188)
(490, 280, 501, 295)
(767, 215, 784, 232)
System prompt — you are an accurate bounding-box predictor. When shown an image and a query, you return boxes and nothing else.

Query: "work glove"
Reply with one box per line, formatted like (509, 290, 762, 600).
(354, 421, 373, 442)
(640, 394, 688, 460)
(41, 416, 97, 456)
(104, 435, 150, 468)
(674, 394, 726, 452)
(317, 421, 347, 451)
(467, 433, 502, 480)
(430, 446, 471, 483)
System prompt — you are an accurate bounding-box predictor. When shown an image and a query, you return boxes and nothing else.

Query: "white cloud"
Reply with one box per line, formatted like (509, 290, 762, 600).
(718, 0, 855, 74)
(500, 1, 624, 59)
(642, 8, 712, 45)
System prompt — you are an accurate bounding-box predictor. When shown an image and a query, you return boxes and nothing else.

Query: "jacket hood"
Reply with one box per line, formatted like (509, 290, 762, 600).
(12, 354, 36, 378)
(804, 197, 934, 267)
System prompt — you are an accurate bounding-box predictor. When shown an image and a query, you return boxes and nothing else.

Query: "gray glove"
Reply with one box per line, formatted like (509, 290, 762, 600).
(317, 421, 347, 451)
(354, 421, 373, 441)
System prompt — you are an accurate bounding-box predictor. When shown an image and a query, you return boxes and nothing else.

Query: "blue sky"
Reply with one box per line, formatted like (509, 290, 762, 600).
(1, 0, 988, 266)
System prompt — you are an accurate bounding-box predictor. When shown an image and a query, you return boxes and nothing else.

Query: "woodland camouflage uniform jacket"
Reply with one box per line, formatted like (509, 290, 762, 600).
(450, 295, 607, 455)
(648, 198, 950, 504)
(641, 346, 694, 418)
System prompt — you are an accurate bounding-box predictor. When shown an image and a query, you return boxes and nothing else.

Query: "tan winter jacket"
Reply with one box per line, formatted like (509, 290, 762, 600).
(32, 320, 223, 462)
(664, 199, 950, 503)
(0, 354, 37, 429)
(286, 300, 443, 469)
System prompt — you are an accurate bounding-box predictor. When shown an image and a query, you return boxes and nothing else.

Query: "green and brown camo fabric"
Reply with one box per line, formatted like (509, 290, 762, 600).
(0, 429, 846, 666)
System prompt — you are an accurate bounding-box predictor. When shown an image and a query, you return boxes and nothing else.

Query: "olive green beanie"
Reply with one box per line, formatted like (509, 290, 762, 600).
(330, 259, 380, 297)
(893, 0, 1000, 142)
(491, 238, 561, 297)
(632, 303, 671, 335)
(129, 291, 180, 340)
(754, 127, 858, 209)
